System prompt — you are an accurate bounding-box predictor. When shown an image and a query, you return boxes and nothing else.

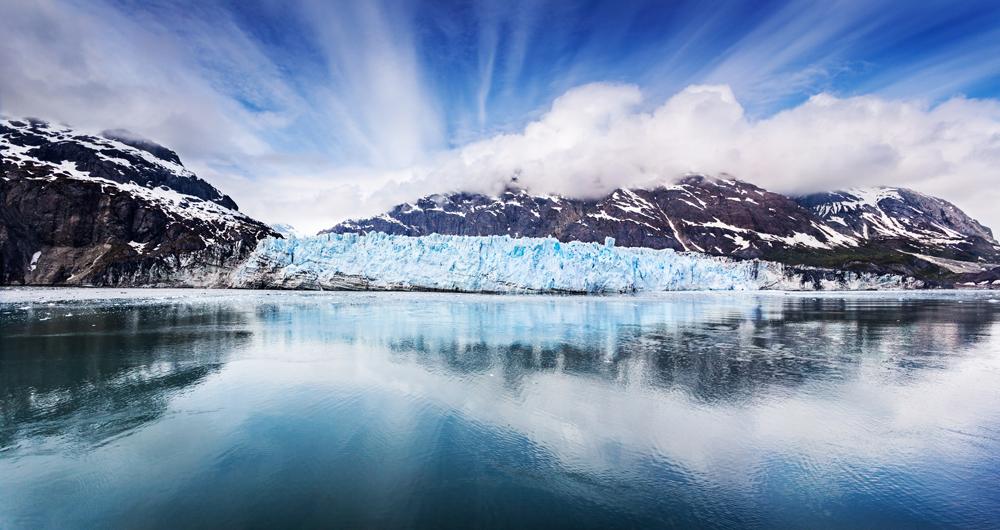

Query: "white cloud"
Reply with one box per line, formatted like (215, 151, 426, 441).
(0, 0, 446, 234)
(59, 76, 995, 237)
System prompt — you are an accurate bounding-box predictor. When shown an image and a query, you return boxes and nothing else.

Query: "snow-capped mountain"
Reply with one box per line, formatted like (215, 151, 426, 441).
(797, 187, 998, 260)
(323, 175, 1000, 282)
(323, 176, 855, 257)
(1, 118, 276, 285)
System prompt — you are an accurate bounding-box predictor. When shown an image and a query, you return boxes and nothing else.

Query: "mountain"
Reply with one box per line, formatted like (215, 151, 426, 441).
(797, 188, 998, 260)
(323, 177, 854, 257)
(323, 176, 1000, 285)
(3, 116, 996, 289)
(1, 118, 277, 286)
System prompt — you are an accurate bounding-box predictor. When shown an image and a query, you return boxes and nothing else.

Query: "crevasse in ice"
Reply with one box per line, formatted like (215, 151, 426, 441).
(230, 232, 914, 292)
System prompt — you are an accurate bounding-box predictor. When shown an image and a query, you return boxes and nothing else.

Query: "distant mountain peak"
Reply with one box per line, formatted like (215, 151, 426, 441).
(799, 186, 995, 244)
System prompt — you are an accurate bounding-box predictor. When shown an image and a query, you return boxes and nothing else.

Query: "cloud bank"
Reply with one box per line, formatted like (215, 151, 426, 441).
(439, 83, 1000, 197)
(388, 83, 999, 234)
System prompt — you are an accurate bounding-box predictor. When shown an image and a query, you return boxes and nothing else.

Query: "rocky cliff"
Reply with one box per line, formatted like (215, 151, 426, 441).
(0, 118, 276, 286)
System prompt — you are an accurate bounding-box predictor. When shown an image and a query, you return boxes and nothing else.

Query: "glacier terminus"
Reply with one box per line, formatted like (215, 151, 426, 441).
(230, 232, 919, 293)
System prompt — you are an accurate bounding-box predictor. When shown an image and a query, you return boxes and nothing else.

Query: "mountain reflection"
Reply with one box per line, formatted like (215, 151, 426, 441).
(250, 294, 1000, 403)
(0, 303, 251, 449)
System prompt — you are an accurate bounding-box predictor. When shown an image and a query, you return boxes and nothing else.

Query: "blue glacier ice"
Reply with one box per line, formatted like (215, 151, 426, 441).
(229, 232, 917, 293)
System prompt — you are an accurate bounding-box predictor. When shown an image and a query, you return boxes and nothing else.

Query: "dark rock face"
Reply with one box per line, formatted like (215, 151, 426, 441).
(324, 176, 1000, 285)
(1, 118, 277, 286)
(957, 266, 1000, 289)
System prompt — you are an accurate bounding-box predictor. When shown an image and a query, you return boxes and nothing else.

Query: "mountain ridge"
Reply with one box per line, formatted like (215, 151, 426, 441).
(323, 175, 1000, 284)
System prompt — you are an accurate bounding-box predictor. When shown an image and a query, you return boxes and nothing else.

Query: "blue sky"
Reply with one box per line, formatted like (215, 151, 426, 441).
(2, 0, 1000, 231)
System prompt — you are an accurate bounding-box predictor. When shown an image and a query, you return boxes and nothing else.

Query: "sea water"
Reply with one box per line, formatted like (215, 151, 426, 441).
(1, 289, 999, 528)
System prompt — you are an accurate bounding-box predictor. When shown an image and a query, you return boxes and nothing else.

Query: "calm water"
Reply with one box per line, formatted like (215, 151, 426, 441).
(2, 289, 1000, 529)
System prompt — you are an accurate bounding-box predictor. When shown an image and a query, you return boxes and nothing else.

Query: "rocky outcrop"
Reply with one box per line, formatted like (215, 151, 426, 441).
(1, 118, 276, 286)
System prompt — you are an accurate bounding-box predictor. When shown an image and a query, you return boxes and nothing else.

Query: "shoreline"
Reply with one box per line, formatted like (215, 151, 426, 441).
(3, 285, 998, 305)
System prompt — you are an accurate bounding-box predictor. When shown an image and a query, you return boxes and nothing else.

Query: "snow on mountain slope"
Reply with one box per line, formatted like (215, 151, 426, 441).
(797, 187, 998, 256)
(2, 117, 239, 207)
(323, 175, 861, 259)
(3, 117, 993, 289)
(231, 232, 918, 293)
(1, 117, 276, 285)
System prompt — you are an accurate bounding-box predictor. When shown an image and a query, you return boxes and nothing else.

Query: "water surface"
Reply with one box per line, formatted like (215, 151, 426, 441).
(2, 289, 1000, 528)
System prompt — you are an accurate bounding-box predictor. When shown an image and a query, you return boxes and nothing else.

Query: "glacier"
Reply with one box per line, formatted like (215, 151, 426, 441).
(229, 232, 920, 293)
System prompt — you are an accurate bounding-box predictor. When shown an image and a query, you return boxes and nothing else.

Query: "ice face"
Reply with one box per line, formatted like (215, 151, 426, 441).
(230, 232, 916, 293)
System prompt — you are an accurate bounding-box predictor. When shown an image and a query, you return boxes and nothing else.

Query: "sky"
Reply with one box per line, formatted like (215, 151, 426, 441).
(2, 0, 1000, 234)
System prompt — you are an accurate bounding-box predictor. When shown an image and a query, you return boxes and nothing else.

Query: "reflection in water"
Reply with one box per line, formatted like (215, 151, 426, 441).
(1, 291, 999, 528)
(1, 304, 250, 449)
